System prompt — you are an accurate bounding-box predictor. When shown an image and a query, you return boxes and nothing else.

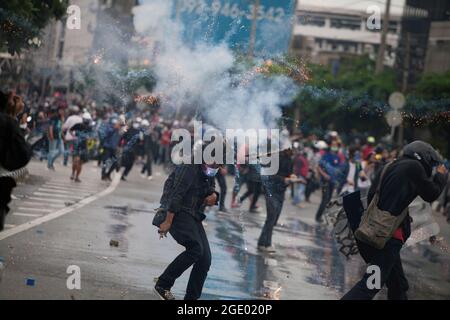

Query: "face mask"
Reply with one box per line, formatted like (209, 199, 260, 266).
(203, 165, 219, 177)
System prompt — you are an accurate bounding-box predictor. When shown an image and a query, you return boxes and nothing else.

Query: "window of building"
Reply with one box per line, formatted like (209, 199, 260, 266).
(330, 18, 361, 30)
(366, 20, 398, 33)
(298, 14, 326, 27)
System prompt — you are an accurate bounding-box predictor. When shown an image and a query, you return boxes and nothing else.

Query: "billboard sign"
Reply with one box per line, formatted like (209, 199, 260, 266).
(174, 0, 296, 56)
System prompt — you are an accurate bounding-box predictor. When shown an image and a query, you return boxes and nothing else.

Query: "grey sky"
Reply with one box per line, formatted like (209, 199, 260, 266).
(297, 0, 406, 15)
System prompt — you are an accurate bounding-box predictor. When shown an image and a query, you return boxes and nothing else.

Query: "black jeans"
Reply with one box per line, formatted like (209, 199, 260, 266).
(121, 152, 135, 177)
(141, 150, 153, 176)
(341, 239, 409, 300)
(157, 212, 211, 300)
(240, 180, 262, 210)
(216, 173, 227, 210)
(258, 190, 284, 247)
(101, 147, 116, 178)
(0, 177, 16, 231)
(315, 181, 334, 221)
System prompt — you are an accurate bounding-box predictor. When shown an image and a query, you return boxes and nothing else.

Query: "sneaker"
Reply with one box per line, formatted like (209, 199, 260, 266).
(147, 176, 153, 180)
(74, 178, 81, 183)
(257, 245, 276, 253)
(121, 176, 127, 181)
(154, 285, 175, 300)
(70, 175, 75, 180)
(249, 207, 261, 213)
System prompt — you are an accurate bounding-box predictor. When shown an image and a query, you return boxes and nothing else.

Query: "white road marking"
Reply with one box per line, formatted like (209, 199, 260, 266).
(33, 192, 83, 199)
(17, 207, 53, 212)
(38, 188, 91, 195)
(0, 173, 121, 241)
(27, 197, 67, 203)
(19, 202, 65, 208)
(43, 183, 99, 192)
(13, 213, 44, 218)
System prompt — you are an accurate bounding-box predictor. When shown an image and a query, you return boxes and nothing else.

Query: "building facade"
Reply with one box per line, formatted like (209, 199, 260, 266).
(291, 4, 402, 67)
(397, 0, 450, 87)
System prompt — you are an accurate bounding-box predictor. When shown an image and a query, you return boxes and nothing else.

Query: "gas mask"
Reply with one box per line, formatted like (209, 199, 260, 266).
(202, 165, 219, 177)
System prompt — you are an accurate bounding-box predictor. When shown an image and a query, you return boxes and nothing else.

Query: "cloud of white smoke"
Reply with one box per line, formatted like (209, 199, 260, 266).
(132, 0, 298, 132)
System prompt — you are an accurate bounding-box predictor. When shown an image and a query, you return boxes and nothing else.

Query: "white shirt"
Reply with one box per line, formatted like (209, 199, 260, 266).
(62, 115, 82, 141)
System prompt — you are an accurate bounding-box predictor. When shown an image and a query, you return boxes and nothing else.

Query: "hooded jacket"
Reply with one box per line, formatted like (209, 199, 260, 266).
(367, 143, 447, 240)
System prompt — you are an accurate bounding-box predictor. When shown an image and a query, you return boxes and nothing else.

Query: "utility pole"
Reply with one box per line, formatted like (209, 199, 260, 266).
(288, 0, 299, 55)
(375, 0, 391, 74)
(398, 32, 411, 146)
(248, 0, 260, 59)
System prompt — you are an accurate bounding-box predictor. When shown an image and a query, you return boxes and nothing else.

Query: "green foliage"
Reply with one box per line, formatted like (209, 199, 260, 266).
(0, 0, 69, 55)
(291, 55, 396, 135)
(415, 70, 450, 99)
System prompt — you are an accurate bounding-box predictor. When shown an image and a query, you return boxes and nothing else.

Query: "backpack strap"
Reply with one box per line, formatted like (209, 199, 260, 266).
(375, 161, 394, 195)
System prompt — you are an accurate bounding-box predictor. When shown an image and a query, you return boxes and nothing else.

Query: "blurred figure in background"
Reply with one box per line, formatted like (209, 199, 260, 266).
(140, 119, 154, 180)
(362, 136, 376, 161)
(69, 112, 93, 182)
(0, 91, 32, 231)
(47, 106, 65, 170)
(292, 146, 309, 208)
(258, 146, 294, 253)
(315, 141, 341, 223)
(101, 118, 121, 181)
(216, 165, 228, 213)
(62, 106, 82, 167)
(120, 120, 141, 181)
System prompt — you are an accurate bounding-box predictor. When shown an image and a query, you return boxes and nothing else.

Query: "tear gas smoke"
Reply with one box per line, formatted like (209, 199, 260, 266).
(132, 0, 298, 132)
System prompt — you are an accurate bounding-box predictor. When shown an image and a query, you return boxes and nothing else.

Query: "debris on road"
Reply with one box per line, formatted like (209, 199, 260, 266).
(26, 278, 35, 286)
(109, 239, 119, 247)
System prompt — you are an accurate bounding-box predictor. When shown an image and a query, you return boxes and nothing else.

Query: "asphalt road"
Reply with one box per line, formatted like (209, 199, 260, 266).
(0, 159, 449, 300)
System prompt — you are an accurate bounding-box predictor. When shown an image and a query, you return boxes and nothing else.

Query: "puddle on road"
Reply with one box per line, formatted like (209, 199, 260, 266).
(206, 207, 450, 299)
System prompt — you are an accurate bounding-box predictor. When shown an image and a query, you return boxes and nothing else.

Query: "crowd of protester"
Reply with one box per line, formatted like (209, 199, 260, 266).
(4, 90, 450, 231)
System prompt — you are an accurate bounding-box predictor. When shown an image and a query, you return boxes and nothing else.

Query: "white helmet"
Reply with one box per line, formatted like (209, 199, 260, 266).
(82, 112, 92, 121)
(141, 119, 150, 127)
(314, 140, 328, 150)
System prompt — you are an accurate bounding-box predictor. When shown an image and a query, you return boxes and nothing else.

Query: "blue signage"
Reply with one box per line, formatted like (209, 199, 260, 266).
(173, 0, 296, 56)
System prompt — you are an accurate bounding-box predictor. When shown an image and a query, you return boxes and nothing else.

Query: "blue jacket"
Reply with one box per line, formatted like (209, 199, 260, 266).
(102, 125, 120, 150)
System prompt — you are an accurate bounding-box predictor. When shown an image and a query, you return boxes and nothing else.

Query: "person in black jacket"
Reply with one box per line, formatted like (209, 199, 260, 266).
(257, 148, 294, 253)
(120, 122, 140, 181)
(342, 140, 448, 300)
(154, 142, 220, 300)
(0, 91, 32, 231)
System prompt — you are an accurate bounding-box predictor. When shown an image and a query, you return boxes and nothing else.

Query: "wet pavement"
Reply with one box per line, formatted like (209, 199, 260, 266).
(1, 161, 450, 299)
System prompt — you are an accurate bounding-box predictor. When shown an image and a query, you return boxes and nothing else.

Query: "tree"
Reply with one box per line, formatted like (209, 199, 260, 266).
(407, 70, 450, 157)
(0, 0, 68, 55)
(291, 55, 397, 137)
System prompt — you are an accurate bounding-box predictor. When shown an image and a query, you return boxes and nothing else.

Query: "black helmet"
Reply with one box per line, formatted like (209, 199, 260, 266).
(402, 140, 443, 176)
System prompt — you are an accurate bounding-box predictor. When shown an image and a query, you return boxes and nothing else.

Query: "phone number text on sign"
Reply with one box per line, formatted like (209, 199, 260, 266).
(178, 0, 286, 23)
